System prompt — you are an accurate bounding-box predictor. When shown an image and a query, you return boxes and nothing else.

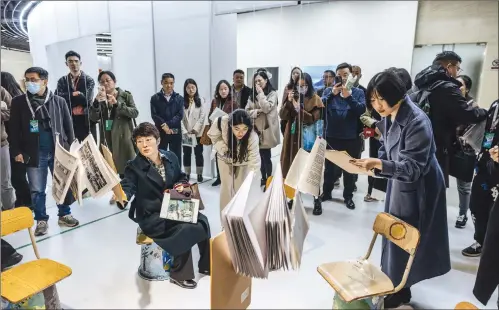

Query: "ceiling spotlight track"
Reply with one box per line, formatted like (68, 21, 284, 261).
(11, 1, 26, 38)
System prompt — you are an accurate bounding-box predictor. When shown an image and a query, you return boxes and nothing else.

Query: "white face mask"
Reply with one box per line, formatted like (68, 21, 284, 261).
(299, 86, 308, 95)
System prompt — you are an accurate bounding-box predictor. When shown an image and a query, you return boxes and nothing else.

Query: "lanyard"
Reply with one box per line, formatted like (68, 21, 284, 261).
(71, 73, 81, 90)
(25, 93, 50, 120)
(491, 103, 498, 130)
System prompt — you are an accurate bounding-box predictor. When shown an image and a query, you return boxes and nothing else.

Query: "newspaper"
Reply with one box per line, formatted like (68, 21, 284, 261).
(52, 135, 121, 205)
(159, 191, 200, 223)
(182, 133, 198, 147)
(285, 137, 326, 196)
(209, 107, 227, 122)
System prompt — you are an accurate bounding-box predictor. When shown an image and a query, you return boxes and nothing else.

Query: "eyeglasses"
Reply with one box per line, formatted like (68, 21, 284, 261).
(99, 79, 113, 85)
(23, 78, 43, 83)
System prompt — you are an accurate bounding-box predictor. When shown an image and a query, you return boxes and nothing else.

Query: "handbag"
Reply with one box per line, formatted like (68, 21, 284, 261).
(171, 182, 205, 210)
(449, 148, 477, 183)
(200, 125, 212, 145)
(190, 183, 205, 210)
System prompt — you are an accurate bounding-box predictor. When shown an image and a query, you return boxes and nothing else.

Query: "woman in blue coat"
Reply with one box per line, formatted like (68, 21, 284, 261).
(352, 70, 450, 308)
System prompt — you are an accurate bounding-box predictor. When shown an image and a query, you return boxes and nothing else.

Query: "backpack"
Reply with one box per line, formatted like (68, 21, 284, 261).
(409, 80, 450, 117)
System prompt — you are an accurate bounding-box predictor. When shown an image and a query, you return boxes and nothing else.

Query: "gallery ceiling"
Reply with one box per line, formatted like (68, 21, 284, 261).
(1, 0, 39, 52)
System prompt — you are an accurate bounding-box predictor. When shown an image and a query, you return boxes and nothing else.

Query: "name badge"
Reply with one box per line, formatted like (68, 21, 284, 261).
(483, 132, 495, 149)
(29, 120, 39, 133)
(105, 120, 113, 131)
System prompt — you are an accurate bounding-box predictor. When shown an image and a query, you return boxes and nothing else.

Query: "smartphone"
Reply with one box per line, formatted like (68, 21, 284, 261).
(334, 76, 343, 86)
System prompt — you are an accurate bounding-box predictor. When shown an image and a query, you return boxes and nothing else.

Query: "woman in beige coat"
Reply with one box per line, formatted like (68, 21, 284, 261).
(245, 71, 280, 187)
(181, 79, 206, 182)
(207, 109, 260, 214)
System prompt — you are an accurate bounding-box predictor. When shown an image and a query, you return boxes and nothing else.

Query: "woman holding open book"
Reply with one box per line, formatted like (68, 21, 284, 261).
(351, 70, 449, 308)
(207, 109, 260, 215)
(121, 122, 210, 290)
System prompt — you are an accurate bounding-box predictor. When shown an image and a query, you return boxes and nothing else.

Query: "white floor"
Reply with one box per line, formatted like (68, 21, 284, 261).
(4, 153, 497, 309)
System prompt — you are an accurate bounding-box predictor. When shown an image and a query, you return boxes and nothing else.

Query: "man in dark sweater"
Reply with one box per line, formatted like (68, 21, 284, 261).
(321, 63, 366, 210)
(9, 67, 78, 236)
(150, 73, 184, 164)
(232, 69, 251, 109)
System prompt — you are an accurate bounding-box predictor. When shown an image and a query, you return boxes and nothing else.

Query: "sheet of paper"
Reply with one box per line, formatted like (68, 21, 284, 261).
(209, 107, 227, 122)
(325, 150, 374, 176)
(284, 149, 309, 190)
(299, 137, 326, 196)
(290, 192, 309, 269)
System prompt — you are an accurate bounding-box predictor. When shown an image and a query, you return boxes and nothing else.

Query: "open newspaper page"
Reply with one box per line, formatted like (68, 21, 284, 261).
(52, 136, 79, 205)
(69, 140, 86, 205)
(101, 145, 127, 206)
(76, 135, 120, 198)
(159, 191, 199, 223)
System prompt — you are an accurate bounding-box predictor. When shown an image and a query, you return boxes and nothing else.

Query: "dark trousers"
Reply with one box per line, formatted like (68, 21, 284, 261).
(1, 239, 16, 260)
(183, 138, 204, 170)
(159, 133, 182, 166)
(323, 137, 362, 201)
(214, 157, 220, 180)
(470, 172, 496, 245)
(170, 238, 210, 281)
(367, 176, 375, 195)
(10, 158, 31, 207)
(259, 149, 272, 180)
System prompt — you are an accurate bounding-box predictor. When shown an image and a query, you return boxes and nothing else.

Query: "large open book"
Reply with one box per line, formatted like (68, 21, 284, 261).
(53, 135, 122, 205)
(222, 165, 309, 279)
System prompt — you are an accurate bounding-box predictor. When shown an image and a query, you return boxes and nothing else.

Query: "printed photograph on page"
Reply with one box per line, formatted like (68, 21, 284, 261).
(161, 193, 200, 223)
(79, 141, 109, 194)
(182, 134, 197, 147)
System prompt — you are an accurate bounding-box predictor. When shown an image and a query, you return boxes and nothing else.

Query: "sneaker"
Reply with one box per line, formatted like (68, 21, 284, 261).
(34, 220, 48, 236)
(345, 199, 355, 210)
(364, 194, 379, 202)
(462, 241, 482, 257)
(197, 174, 203, 183)
(170, 278, 197, 289)
(455, 214, 468, 228)
(313, 198, 322, 215)
(58, 215, 79, 227)
(212, 178, 221, 186)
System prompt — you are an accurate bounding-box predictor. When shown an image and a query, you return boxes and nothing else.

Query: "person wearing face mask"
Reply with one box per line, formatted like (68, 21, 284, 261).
(208, 80, 237, 187)
(89, 71, 139, 206)
(55, 51, 96, 143)
(246, 71, 280, 188)
(207, 109, 260, 216)
(281, 67, 302, 136)
(181, 79, 206, 182)
(9, 67, 78, 236)
(321, 62, 366, 210)
(351, 70, 450, 309)
(411, 51, 487, 187)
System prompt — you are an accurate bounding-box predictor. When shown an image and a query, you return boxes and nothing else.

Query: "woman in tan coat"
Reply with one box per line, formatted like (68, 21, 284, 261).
(246, 71, 280, 187)
(280, 72, 324, 214)
(207, 109, 260, 215)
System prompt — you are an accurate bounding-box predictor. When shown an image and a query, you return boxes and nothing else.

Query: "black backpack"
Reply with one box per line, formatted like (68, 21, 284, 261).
(409, 80, 450, 117)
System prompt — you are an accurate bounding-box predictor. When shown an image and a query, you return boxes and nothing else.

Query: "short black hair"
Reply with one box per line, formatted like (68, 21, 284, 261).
(161, 73, 175, 81)
(385, 67, 412, 92)
(336, 62, 352, 73)
(324, 70, 335, 77)
(433, 51, 462, 66)
(366, 71, 407, 108)
(457, 74, 472, 92)
(25, 67, 49, 80)
(233, 69, 245, 76)
(98, 70, 116, 83)
(132, 122, 160, 142)
(65, 50, 81, 61)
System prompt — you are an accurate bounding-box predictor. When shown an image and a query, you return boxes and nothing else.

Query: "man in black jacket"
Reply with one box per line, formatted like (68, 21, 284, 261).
(56, 50, 95, 142)
(10, 67, 78, 236)
(232, 69, 251, 109)
(150, 73, 184, 164)
(412, 51, 488, 186)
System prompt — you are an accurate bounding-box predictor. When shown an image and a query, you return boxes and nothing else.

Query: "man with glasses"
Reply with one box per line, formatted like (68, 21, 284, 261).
(412, 51, 487, 187)
(317, 70, 335, 98)
(56, 50, 95, 143)
(9, 67, 78, 236)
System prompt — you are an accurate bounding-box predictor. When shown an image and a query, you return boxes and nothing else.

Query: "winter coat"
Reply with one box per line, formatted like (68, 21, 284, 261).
(413, 65, 488, 186)
(375, 97, 450, 288)
(123, 150, 210, 256)
(207, 115, 260, 172)
(181, 98, 207, 138)
(279, 93, 323, 178)
(89, 87, 139, 174)
(150, 90, 184, 134)
(245, 90, 280, 149)
(1, 86, 12, 147)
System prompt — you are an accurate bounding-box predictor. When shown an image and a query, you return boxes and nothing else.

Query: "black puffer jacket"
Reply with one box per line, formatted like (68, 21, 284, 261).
(413, 65, 488, 186)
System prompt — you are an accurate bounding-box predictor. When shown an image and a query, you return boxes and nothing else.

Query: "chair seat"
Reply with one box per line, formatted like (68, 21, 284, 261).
(317, 259, 394, 302)
(136, 228, 153, 245)
(1, 258, 72, 304)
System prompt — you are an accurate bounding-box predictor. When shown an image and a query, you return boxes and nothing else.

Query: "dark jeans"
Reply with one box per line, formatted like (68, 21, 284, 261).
(183, 138, 204, 170)
(159, 133, 182, 166)
(259, 149, 272, 180)
(1, 239, 16, 260)
(323, 137, 362, 201)
(26, 149, 72, 221)
(170, 238, 210, 281)
(10, 158, 31, 208)
(214, 157, 220, 180)
(470, 172, 496, 245)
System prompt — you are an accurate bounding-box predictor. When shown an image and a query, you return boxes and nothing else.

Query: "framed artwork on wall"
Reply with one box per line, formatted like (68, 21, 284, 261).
(302, 65, 337, 91)
(247, 67, 280, 91)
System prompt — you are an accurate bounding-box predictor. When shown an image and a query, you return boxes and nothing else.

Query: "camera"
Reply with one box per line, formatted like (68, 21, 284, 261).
(287, 82, 299, 101)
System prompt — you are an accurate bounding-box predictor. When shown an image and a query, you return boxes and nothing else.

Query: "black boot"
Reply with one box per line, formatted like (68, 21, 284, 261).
(197, 174, 203, 183)
(313, 197, 322, 215)
(384, 287, 411, 308)
(288, 200, 294, 210)
(1, 252, 23, 271)
(212, 178, 221, 186)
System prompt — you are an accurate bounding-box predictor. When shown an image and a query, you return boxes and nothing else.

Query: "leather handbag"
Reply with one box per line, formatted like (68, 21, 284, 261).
(190, 183, 205, 210)
(169, 182, 205, 210)
(199, 125, 212, 145)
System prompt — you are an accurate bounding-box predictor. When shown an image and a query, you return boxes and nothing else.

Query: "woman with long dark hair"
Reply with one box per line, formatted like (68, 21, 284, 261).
(280, 72, 324, 214)
(207, 109, 260, 215)
(208, 80, 237, 186)
(181, 78, 206, 182)
(0, 71, 30, 208)
(280, 67, 302, 135)
(246, 71, 280, 187)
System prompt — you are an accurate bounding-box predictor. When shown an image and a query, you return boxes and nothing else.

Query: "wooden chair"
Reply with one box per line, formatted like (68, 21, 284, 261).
(266, 176, 295, 199)
(455, 301, 479, 309)
(317, 212, 421, 305)
(1, 207, 72, 309)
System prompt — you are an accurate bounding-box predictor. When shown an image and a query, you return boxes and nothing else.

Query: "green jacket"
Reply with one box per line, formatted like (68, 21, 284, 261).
(89, 87, 139, 174)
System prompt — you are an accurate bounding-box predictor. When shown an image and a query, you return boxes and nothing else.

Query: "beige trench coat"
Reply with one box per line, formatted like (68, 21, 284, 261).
(245, 90, 280, 149)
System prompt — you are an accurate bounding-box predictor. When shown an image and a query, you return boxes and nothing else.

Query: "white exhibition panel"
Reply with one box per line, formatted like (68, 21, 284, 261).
(108, 1, 155, 124)
(76, 1, 110, 37)
(54, 1, 80, 42)
(45, 36, 99, 95)
(27, 1, 58, 70)
(237, 1, 419, 88)
(214, 1, 297, 15)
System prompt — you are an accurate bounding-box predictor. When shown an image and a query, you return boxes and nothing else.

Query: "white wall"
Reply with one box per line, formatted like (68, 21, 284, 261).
(237, 1, 419, 93)
(414, 0, 498, 108)
(97, 56, 113, 71)
(0, 49, 33, 82)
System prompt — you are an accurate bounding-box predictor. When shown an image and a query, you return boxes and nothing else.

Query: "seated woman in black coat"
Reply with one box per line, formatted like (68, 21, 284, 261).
(122, 122, 210, 289)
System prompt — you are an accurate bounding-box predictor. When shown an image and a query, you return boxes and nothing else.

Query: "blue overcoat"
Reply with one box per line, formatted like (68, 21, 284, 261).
(375, 98, 451, 288)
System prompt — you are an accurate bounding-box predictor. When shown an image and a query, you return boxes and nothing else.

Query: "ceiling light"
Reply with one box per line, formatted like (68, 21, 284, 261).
(20, 1, 36, 36)
(1, 29, 5, 32)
